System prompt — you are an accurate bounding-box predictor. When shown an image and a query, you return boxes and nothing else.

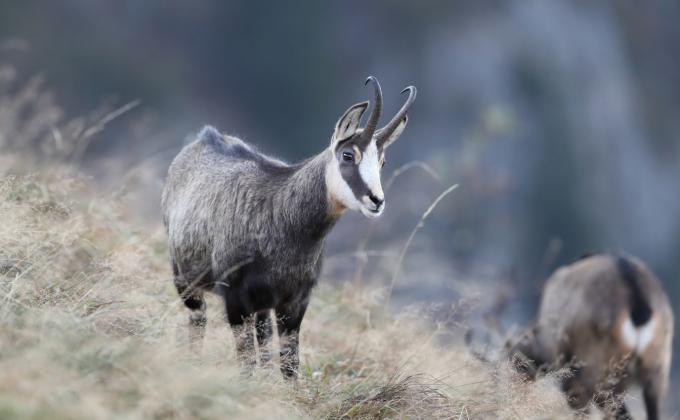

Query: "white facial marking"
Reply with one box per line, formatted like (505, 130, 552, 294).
(621, 315, 657, 354)
(326, 152, 362, 213)
(358, 140, 384, 201)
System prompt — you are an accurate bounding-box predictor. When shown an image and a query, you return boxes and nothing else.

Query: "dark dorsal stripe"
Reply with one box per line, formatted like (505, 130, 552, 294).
(615, 255, 653, 326)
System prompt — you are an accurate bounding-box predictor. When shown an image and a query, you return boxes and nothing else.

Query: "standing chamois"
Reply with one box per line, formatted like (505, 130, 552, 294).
(161, 77, 416, 378)
(509, 253, 673, 419)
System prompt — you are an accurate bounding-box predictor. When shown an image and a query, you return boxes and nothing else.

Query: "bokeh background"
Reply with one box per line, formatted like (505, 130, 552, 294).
(2, 0, 679, 403)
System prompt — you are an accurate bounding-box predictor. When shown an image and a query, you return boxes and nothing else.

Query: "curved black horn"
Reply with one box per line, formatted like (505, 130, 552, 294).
(362, 76, 383, 143)
(377, 86, 417, 146)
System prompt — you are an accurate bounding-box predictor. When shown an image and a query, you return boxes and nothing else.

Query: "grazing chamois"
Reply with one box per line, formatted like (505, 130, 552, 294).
(161, 77, 416, 378)
(509, 253, 673, 419)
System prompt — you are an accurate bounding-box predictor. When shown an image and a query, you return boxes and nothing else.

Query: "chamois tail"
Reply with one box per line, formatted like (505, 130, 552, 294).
(616, 255, 655, 354)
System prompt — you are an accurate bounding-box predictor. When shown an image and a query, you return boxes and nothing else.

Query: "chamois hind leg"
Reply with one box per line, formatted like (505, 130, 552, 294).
(256, 310, 273, 366)
(225, 292, 256, 374)
(276, 298, 309, 380)
(174, 273, 207, 350)
(641, 370, 665, 420)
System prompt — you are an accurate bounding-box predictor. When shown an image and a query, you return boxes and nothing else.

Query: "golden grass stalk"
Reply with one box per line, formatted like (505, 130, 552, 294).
(385, 184, 458, 309)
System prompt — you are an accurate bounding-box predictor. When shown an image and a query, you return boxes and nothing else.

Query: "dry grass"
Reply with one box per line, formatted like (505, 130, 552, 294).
(0, 172, 576, 419)
(0, 70, 575, 419)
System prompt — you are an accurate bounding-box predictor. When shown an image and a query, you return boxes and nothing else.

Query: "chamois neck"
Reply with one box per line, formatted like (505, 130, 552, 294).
(273, 149, 339, 241)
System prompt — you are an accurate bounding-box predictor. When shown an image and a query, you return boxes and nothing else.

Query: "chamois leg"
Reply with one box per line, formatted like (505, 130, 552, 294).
(225, 294, 256, 373)
(276, 300, 309, 380)
(642, 376, 662, 420)
(174, 276, 207, 350)
(507, 326, 548, 380)
(559, 356, 593, 411)
(594, 391, 632, 420)
(256, 310, 273, 366)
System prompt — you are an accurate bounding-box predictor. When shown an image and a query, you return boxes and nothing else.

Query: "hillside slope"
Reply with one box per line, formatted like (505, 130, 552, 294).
(0, 172, 571, 419)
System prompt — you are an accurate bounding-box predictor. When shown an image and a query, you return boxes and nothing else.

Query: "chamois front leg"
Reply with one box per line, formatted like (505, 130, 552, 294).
(174, 274, 207, 351)
(594, 392, 632, 420)
(276, 299, 309, 380)
(256, 310, 273, 366)
(225, 293, 256, 374)
(506, 326, 550, 380)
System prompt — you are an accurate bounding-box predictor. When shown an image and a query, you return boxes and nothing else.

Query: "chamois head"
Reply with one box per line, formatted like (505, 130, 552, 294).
(327, 76, 416, 218)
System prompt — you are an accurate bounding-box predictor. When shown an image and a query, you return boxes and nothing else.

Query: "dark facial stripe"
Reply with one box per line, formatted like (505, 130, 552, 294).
(340, 160, 371, 199)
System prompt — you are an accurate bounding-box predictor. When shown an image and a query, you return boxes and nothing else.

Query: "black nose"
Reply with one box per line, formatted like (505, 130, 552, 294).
(368, 193, 384, 207)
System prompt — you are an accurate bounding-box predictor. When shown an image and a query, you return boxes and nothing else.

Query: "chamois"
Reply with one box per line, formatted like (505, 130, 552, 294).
(161, 77, 416, 378)
(509, 254, 673, 419)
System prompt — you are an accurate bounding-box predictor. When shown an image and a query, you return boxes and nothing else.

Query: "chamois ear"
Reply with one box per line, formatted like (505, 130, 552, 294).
(331, 101, 368, 146)
(377, 115, 408, 149)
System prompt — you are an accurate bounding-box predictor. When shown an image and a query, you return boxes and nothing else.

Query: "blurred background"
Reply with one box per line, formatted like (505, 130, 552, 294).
(1, 0, 679, 399)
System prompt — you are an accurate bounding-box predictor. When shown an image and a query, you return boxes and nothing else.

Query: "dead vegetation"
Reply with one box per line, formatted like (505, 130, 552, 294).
(0, 69, 575, 419)
(0, 172, 575, 419)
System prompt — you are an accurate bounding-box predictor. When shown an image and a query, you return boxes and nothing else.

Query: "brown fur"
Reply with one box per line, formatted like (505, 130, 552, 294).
(510, 254, 673, 419)
(328, 195, 347, 218)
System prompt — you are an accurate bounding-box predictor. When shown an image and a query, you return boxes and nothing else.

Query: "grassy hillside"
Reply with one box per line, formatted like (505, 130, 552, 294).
(0, 168, 574, 419)
(0, 71, 575, 419)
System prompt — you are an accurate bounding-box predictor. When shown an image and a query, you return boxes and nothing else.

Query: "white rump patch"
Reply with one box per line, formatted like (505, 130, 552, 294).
(621, 315, 657, 354)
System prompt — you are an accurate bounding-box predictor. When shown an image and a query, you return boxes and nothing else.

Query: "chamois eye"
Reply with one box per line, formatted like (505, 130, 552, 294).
(342, 151, 354, 162)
